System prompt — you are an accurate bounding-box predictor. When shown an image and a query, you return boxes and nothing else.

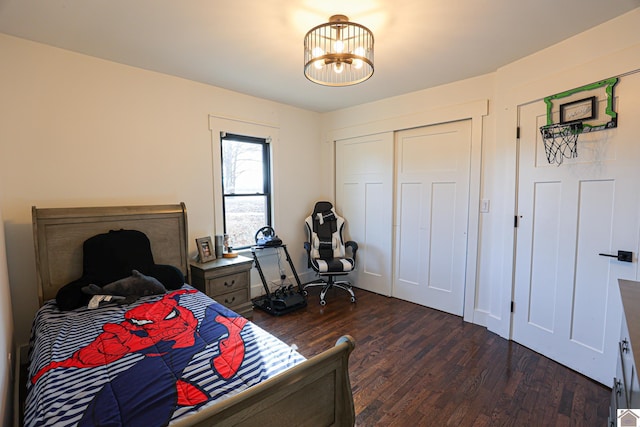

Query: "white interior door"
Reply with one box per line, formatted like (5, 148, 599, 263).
(335, 132, 393, 296)
(513, 74, 640, 385)
(393, 120, 472, 316)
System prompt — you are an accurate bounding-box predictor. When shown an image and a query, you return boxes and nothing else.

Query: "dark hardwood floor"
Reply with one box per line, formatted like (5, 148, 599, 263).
(252, 287, 610, 426)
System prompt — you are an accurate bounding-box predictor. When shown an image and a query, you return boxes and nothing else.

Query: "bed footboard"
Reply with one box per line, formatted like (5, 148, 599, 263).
(173, 335, 356, 427)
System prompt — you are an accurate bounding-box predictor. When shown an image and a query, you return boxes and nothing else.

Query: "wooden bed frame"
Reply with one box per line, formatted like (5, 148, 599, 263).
(31, 203, 356, 426)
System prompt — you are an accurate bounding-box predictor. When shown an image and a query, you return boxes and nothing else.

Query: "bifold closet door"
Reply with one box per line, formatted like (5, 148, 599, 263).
(335, 132, 393, 296)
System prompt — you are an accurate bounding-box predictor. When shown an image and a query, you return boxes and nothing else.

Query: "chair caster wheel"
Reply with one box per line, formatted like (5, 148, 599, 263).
(350, 297, 356, 303)
(320, 299, 327, 306)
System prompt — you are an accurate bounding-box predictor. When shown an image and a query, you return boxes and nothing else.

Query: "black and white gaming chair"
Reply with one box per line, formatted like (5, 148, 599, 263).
(303, 201, 358, 306)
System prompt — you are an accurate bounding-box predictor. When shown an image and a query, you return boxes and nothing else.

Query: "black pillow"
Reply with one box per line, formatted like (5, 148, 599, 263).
(144, 264, 184, 290)
(82, 229, 155, 284)
(56, 277, 95, 311)
(55, 229, 185, 310)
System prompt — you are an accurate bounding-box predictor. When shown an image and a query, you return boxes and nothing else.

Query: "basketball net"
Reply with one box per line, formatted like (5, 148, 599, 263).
(539, 122, 583, 166)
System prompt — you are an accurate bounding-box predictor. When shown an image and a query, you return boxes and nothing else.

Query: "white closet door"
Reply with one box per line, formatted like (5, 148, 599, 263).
(336, 132, 394, 296)
(393, 120, 472, 316)
(513, 75, 640, 385)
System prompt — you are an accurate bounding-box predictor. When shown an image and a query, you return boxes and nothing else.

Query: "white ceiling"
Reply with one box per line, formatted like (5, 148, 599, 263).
(0, 0, 638, 112)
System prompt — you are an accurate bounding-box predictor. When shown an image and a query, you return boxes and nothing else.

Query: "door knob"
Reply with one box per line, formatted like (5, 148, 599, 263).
(598, 250, 633, 262)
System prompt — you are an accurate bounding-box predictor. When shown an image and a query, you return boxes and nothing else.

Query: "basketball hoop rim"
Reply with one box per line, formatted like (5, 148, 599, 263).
(540, 121, 584, 138)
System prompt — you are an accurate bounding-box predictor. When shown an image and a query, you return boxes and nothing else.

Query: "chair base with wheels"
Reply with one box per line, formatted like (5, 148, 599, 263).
(303, 270, 357, 306)
(303, 201, 358, 306)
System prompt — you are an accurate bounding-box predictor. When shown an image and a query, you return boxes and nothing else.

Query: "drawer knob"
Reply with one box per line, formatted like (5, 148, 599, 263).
(225, 296, 236, 304)
(224, 280, 235, 287)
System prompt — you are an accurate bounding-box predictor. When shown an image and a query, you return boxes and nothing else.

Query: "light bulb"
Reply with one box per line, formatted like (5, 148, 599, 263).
(334, 40, 344, 53)
(353, 47, 365, 69)
(334, 62, 344, 74)
(312, 47, 325, 69)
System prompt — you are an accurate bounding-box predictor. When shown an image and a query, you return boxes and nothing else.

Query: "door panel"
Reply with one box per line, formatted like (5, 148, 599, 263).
(430, 182, 457, 291)
(397, 183, 422, 286)
(528, 181, 561, 332)
(394, 120, 472, 316)
(362, 182, 387, 278)
(336, 133, 393, 296)
(572, 180, 614, 351)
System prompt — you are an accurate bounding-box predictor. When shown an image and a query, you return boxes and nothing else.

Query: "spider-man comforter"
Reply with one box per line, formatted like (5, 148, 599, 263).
(25, 286, 305, 427)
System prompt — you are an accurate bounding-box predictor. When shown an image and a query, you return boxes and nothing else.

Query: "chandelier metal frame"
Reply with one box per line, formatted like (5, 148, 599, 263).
(304, 15, 374, 87)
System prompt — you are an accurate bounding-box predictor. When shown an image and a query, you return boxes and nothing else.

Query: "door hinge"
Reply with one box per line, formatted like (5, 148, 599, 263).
(516, 127, 521, 140)
(511, 301, 515, 313)
(514, 215, 519, 228)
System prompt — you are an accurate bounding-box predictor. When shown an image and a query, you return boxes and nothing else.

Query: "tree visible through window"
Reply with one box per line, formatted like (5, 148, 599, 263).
(221, 133, 271, 249)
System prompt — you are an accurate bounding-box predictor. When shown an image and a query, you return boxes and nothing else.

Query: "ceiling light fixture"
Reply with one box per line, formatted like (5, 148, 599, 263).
(304, 15, 374, 87)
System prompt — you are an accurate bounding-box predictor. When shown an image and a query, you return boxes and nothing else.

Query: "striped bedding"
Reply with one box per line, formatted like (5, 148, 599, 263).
(25, 285, 305, 426)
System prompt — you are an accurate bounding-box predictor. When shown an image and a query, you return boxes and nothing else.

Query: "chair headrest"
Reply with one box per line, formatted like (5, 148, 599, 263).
(312, 201, 337, 225)
(312, 201, 334, 214)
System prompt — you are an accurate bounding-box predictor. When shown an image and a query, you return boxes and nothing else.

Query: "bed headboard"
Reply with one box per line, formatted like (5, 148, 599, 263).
(32, 203, 189, 306)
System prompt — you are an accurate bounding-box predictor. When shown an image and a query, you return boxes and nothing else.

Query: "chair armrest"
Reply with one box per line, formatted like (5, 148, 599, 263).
(345, 241, 358, 263)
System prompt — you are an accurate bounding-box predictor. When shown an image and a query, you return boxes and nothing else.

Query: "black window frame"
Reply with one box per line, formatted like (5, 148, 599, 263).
(220, 132, 272, 249)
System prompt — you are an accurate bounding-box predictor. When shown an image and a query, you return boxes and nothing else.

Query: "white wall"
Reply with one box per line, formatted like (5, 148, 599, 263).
(322, 8, 640, 338)
(0, 34, 323, 350)
(2, 7, 640, 417)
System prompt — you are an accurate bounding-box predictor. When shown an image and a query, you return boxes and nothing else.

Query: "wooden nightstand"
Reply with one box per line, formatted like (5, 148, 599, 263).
(190, 255, 254, 319)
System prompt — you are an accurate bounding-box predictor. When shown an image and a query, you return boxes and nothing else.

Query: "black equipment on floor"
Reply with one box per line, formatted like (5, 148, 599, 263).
(251, 241, 307, 316)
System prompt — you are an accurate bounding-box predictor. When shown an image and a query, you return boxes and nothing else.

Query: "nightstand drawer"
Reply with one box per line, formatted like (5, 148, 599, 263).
(190, 256, 254, 320)
(207, 272, 247, 296)
(216, 288, 249, 308)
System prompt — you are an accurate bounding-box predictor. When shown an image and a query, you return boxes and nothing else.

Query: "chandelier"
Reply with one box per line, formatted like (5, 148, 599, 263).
(304, 15, 374, 86)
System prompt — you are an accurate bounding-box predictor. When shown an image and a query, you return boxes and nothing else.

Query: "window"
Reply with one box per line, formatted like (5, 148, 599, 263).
(221, 133, 271, 249)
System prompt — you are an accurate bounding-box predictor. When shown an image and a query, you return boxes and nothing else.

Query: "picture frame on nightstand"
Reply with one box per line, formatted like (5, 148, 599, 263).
(195, 236, 216, 262)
